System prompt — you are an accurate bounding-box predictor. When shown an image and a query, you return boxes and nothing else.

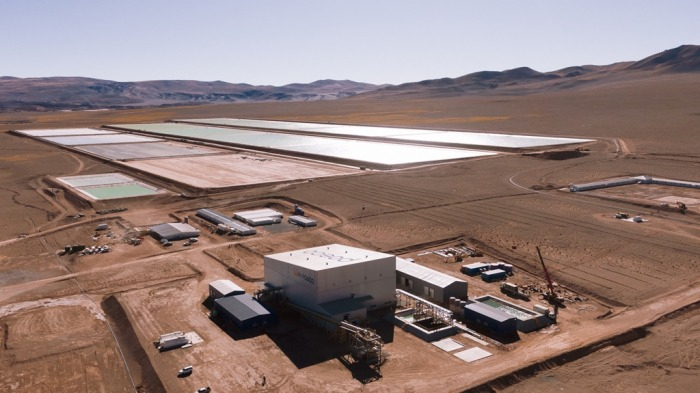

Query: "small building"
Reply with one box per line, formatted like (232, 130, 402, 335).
(396, 258, 468, 303)
(156, 331, 189, 351)
(213, 294, 275, 330)
(288, 215, 317, 227)
(463, 302, 517, 335)
(461, 262, 489, 276)
(233, 208, 283, 226)
(481, 269, 507, 282)
(209, 279, 245, 300)
(196, 208, 256, 235)
(150, 223, 200, 241)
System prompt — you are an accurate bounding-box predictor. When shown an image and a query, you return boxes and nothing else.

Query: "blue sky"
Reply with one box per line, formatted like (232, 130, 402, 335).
(2, 1, 698, 85)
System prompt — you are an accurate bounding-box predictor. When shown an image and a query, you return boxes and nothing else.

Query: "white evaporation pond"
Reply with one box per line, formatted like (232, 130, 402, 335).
(114, 122, 496, 168)
(287, 139, 495, 166)
(41, 134, 161, 145)
(17, 128, 119, 137)
(174, 118, 593, 148)
(386, 131, 593, 148)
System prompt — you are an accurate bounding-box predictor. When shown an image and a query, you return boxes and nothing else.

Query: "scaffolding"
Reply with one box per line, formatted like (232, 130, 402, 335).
(340, 321, 384, 366)
(283, 301, 385, 368)
(396, 289, 453, 326)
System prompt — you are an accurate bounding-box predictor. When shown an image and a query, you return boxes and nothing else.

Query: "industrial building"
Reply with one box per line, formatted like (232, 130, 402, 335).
(209, 279, 245, 300)
(155, 331, 190, 351)
(569, 175, 700, 192)
(471, 296, 554, 333)
(234, 208, 283, 226)
(149, 222, 200, 241)
(213, 294, 275, 330)
(463, 302, 517, 335)
(395, 258, 468, 303)
(264, 244, 396, 321)
(481, 269, 507, 282)
(461, 262, 489, 276)
(288, 215, 317, 227)
(196, 208, 256, 235)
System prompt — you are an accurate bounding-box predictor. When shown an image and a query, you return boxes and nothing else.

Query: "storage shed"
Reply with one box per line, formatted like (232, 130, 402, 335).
(233, 208, 283, 226)
(209, 279, 245, 299)
(481, 269, 507, 282)
(461, 262, 489, 276)
(213, 294, 274, 330)
(149, 223, 200, 241)
(288, 215, 317, 227)
(396, 258, 468, 303)
(463, 302, 517, 335)
(196, 208, 256, 235)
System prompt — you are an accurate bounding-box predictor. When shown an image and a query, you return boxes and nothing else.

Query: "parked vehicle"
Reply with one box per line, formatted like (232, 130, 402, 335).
(178, 365, 193, 376)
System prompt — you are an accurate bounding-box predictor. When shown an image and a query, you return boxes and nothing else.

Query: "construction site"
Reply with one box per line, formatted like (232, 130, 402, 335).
(1, 87, 700, 393)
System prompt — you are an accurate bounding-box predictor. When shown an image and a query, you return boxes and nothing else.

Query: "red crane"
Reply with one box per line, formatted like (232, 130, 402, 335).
(536, 246, 562, 308)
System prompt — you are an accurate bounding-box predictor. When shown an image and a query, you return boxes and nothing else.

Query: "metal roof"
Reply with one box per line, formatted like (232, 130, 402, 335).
(150, 222, 200, 240)
(396, 258, 466, 288)
(196, 209, 256, 235)
(215, 294, 270, 322)
(265, 244, 394, 272)
(209, 279, 245, 296)
(464, 302, 516, 323)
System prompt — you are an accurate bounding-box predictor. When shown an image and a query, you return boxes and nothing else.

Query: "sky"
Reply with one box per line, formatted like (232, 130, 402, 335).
(2, 1, 698, 86)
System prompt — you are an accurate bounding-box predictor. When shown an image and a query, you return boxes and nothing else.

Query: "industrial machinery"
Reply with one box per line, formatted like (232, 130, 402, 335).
(536, 246, 564, 314)
(500, 282, 531, 300)
(340, 321, 384, 367)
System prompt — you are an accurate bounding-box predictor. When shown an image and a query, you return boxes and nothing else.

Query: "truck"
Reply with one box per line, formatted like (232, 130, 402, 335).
(500, 282, 531, 300)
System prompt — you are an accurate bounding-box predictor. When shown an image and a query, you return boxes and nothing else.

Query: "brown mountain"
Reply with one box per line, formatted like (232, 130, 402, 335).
(0, 77, 384, 112)
(357, 44, 699, 99)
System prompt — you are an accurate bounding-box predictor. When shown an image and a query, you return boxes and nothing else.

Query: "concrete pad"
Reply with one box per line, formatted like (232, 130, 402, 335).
(453, 347, 492, 362)
(432, 338, 464, 352)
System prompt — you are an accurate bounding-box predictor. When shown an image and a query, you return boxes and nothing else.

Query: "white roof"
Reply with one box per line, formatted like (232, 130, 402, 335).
(397, 258, 466, 288)
(266, 244, 393, 271)
(209, 279, 244, 295)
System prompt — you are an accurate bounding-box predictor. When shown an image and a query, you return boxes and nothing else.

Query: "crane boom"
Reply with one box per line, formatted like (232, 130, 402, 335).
(536, 246, 556, 298)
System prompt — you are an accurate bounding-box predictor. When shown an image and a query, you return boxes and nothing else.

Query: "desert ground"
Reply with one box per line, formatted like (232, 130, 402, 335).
(1, 72, 699, 392)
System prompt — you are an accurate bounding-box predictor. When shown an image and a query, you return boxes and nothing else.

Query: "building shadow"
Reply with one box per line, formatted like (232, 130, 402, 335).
(337, 355, 383, 385)
(265, 316, 350, 369)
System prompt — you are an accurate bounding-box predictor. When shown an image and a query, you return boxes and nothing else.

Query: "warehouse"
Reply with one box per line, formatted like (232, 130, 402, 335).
(463, 302, 517, 335)
(213, 294, 275, 330)
(196, 208, 256, 235)
(149, 222, 200, 241)
(234, 208, 283, 226)
(288, 215, 317, 227)
(209, 279, 245, 300)
(396, 258, 468, 303)
(264, 244, 396, 320)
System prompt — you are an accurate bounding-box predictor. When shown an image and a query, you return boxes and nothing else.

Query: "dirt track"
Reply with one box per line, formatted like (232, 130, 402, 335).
(1, 73, 700, 392)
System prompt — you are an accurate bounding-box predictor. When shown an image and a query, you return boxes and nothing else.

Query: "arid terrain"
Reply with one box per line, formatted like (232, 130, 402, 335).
(1, 48, 699, 393)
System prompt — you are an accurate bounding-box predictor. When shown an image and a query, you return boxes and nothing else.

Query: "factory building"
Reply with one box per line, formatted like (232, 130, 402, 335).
(213, 294, 275, 330)
(196, 208, 256, 235)
(209, 279, 245, 300)
(288, 215, 317, 227)
(463, 302, 517, 335)
(149, 222, 200, 241)
(264, 244, 396, 321)
(234, 208, 283, 226)
(395, 258, 468, 303)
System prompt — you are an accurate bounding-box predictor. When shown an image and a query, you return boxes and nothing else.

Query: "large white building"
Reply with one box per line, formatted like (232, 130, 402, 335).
(264, 244, 396, 321)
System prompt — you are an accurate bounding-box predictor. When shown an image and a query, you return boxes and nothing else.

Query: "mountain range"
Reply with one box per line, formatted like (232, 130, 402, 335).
(1, 44, 697, 112)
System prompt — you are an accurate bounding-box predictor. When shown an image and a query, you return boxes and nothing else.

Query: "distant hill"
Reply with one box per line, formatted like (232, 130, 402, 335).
(0, 77, 384, 112)
(357, 44, 700, 99)
(2, 45, 698, 111)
